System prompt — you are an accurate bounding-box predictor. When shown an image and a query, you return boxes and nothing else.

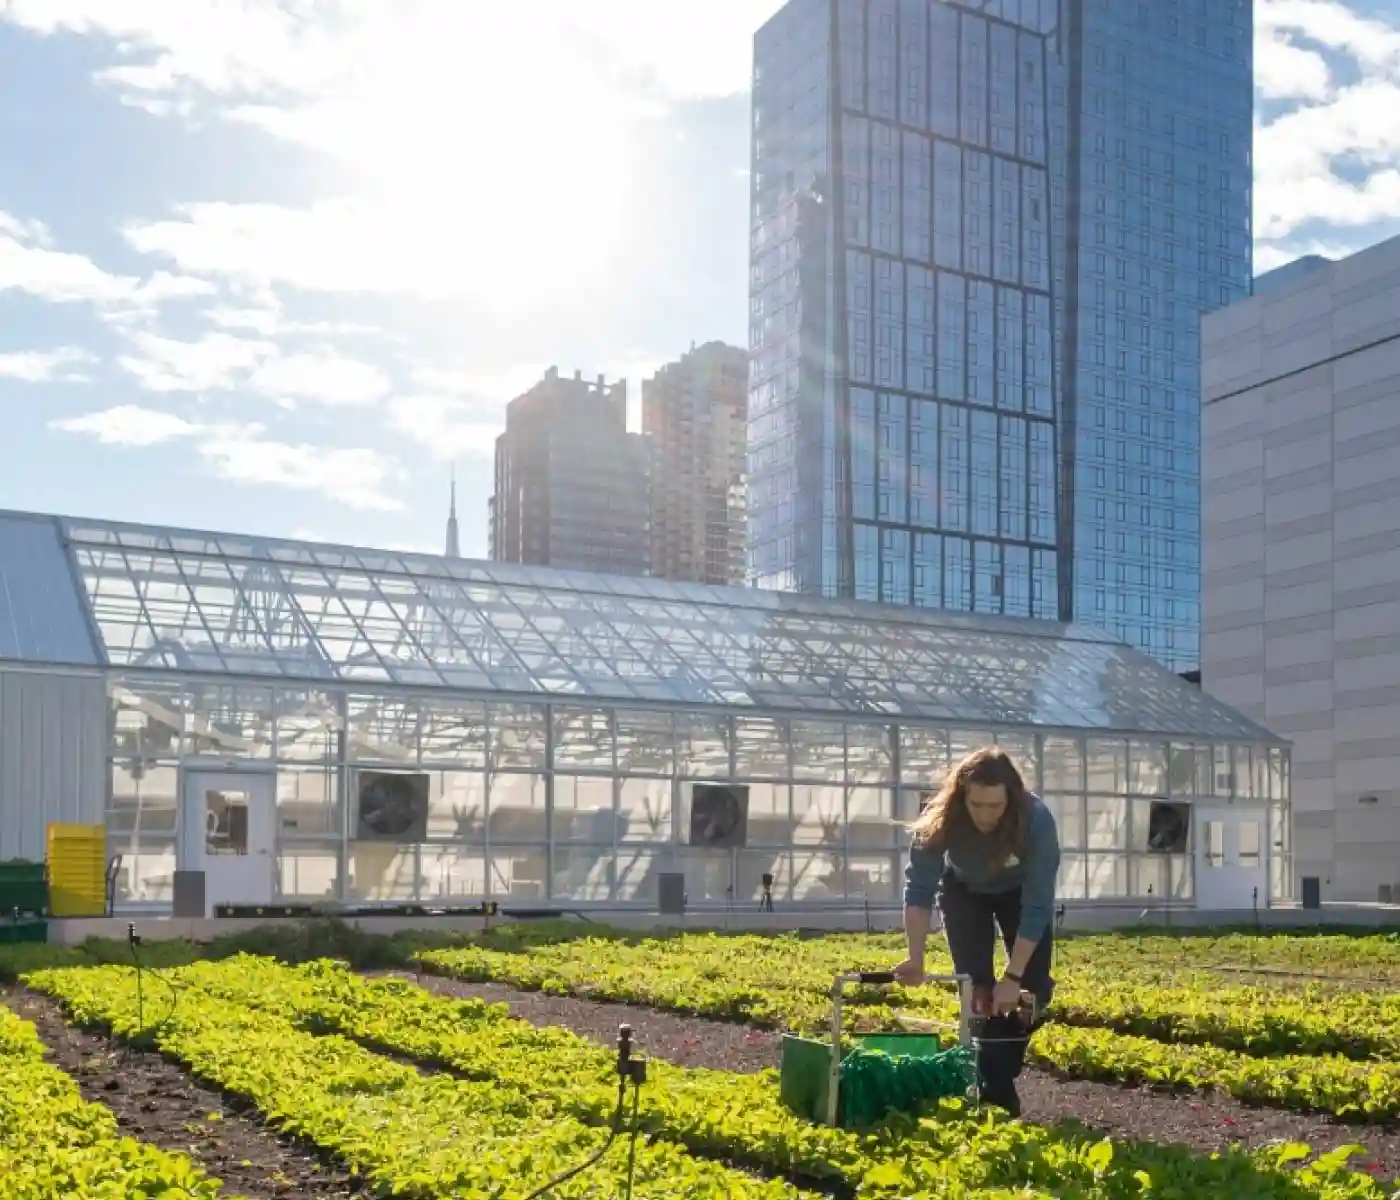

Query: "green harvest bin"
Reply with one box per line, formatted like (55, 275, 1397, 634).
(779, 1030, 950, 1128)
(0, 862, 48, 918)
(0, 918, 48, 944)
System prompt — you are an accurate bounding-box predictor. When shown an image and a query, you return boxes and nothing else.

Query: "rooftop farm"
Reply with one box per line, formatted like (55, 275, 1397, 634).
(3, 921, 1400, 1197)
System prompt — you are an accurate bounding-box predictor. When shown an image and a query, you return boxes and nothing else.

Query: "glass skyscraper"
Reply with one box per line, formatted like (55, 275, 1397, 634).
(747, 0, 1252, 671)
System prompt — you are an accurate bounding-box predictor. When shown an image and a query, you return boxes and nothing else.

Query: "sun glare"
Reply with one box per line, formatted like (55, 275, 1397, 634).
(273, 7, 642, 311)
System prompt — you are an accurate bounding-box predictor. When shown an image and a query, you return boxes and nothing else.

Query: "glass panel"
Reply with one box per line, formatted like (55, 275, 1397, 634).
(1213, 745, 1235, 796)
(420, 846, 488, 899)
(615, 710, 675, 775)
(275, 690, 340, 763)
(1086, 796, 1126, 850)
(993, 732, 1038, 789)
(553, 776, 618, 843)
(1057, 853, 1087, 900)
(347, 693, 417, 763)
(67, 520, 1282, 740)
(1234, 746, 1257, 798)
(847, 725, 894, 782)
(1041, 794, 1085, 850)
(108, 762, 178, 836)
(949, 727, 996, 765)
(346, 843, 417, 900)
(1169, 744, 1211, 796)
(187, 684, 274, 759)
(790, 848, 843, 900)
(734, 716, 790, 778)
(899, 726, 950, 782)
(737, 849, 784, 902)
(1130, 854, 1190, 900)
(730, 781, 787, 845)
(419, 700, 487, 767)
(110, 680, 185, 758)
(847, 786, 898, 850)
(793, 785, 845, 846)
(1041, 736, 1083, 792)
(553, 708, 614, 770)
(614, 847, 672, 904)
(1238, 820, 1262, 868)
(676, 713, 730, 778)
(278, 843, 340, 900)
(792, 720, 846, 782)
(490, 845, 548, 899)
(552, 848, 614, 901)
(1086, 853, 1129, 898)
(425, 771, 486, 841)
(276, 766, 340, 838)
(490, 704, 547, 770)
(846, 854, 900, 902)
(110, 836, 176, 904)
(1085, 739, 1127, 793)
(618, 778, 672, 842)
(1204, 821, 1226, 867)
(1128, 741, 1167, 796)
(488, 773, 547, 841)
(205, 787, 251, 856)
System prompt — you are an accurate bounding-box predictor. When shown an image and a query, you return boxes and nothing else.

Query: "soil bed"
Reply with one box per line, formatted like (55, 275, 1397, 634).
(2, 987, 361, 1198)
(389, 970, 1400, 1181)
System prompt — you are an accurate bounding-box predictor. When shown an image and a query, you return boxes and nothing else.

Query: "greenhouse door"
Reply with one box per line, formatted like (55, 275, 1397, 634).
(181, 771, 275, 914)
(1193, 806, 1268, 911)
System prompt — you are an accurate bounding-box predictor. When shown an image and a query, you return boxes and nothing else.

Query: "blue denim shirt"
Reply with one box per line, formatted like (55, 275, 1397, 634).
(903, 792, 1060, 943)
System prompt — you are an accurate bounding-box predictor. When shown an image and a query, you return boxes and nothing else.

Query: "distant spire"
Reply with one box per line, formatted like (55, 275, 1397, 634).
(445, 466, 460, 558)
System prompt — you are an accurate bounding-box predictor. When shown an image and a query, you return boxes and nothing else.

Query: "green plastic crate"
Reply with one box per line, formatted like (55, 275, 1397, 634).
(0, 919, 48, 944)
(0, 862, 47, 918)
(779, 1030, 950, 1127)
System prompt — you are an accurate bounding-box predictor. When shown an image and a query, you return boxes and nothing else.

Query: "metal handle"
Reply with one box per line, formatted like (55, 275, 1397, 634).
(855, 970, 895, 985)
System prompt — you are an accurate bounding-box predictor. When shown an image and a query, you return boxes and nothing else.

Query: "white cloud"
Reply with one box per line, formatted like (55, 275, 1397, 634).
(0, 208, 136, 303)
(248, 347, 390, 406)
(1254, 1, 1400, 243)
(117, 330, 276, 393)
(1255, 28, 1332, 100)
(387, 396, 502, 463)
(49, 402, 403, 510)
(50, 403, 206, 445)
(0, 346, 95, 383)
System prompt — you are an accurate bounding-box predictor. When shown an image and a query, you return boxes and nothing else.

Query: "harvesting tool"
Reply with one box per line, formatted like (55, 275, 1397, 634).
(778, 970, 1039, 1128)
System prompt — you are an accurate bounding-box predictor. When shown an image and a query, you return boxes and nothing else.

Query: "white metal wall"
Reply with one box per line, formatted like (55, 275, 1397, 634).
(0, 667, 107, 860)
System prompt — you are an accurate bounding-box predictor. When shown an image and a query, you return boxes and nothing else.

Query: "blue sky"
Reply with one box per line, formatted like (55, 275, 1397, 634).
(1, 0, 1398, 558)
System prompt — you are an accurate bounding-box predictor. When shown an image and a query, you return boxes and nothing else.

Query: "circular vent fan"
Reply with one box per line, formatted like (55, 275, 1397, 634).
(358, 774, 424, 838)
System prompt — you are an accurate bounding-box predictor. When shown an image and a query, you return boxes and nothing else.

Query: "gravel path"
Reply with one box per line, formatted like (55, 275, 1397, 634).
(384, 970, 1400, 1180)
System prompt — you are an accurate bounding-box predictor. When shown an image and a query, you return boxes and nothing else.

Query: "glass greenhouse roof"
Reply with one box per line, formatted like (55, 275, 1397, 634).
(0, 511, 1280, 741)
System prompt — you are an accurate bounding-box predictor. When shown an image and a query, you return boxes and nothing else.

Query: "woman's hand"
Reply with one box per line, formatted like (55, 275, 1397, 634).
(892, 958, 925, 987)
(992, 976, 1022, 1015)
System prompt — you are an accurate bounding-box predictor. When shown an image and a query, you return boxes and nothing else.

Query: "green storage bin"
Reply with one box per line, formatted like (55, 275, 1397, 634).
(0, 919, 48, 944)
(0, 862, 47, 917)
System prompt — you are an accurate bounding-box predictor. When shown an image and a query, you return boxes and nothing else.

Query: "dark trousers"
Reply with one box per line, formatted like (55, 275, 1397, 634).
(935, 868, 1054, 1109)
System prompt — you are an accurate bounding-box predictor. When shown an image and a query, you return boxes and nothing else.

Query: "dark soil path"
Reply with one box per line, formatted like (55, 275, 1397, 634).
(388, 970, 1400, 1181)
(3, 987, 361, 1198)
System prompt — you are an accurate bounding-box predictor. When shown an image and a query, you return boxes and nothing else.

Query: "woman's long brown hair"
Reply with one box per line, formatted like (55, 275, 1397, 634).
(909, 745, 1030, 867)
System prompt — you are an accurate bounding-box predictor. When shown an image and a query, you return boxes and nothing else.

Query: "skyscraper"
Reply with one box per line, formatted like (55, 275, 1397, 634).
(643, 341, 749, 586)
(747, 0, 1252, 670)
(489, 367, 651, 577)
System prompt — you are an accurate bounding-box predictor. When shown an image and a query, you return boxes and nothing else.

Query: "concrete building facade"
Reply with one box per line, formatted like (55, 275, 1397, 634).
(1201, 234, 1400, 904)
(643, 342, 749, 587)
(489, 368, 650, 577)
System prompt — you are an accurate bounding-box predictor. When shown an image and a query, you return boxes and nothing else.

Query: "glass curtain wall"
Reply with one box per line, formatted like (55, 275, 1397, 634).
(106, 675, 1289, 909)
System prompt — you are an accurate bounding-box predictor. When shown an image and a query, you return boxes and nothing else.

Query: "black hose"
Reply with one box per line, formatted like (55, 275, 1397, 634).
(520, 1075, 631, 1200)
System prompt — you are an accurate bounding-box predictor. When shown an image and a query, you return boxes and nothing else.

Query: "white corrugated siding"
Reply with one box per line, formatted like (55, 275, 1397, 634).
(0, 668, 107, 860)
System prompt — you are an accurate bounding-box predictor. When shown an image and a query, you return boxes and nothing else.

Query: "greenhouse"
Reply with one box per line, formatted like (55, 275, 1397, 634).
(0, 508, 1290, 916)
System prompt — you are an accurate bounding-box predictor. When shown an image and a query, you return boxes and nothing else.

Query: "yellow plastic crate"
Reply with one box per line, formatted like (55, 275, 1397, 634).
(46, 823, 107, 917)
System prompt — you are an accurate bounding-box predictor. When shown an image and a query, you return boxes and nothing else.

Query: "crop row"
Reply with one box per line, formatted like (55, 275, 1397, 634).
(96, 952, 1400, 1199)
(418, 943, 1400, 1119)
(420, 930, 1400, 1057)
(0, 1002, 228, 1198)
(21, 965, 814, 1200)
